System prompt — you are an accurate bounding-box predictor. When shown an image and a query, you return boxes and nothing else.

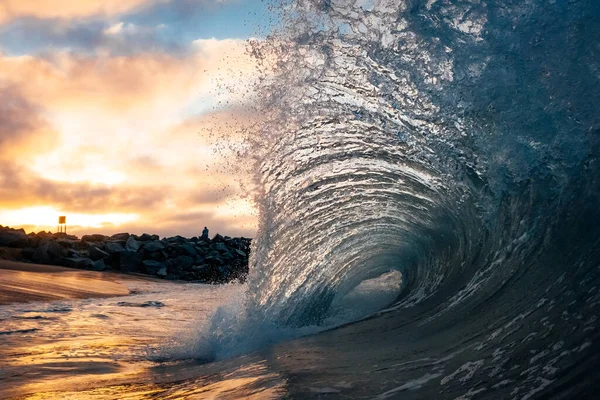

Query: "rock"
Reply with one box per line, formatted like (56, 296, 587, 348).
(56, 234, 79, 241)
(32, 240, 66, 265)
(0, 224, 251, 284)
(204, 255, 224, 266)
(166, 255, 194, 273)
(62, 257, 94, 270)
(117, 301, 165, 308)
(56, 238, 79, 249)
(145, 251, 167, 262)
(234, 249, 247, 257)
(104, 241, 125, 254)
(221, 251, 235, 261)
(174, 243, 197, 257)
(118, 251, 142, 273)
(142, 260, 166, 275)
(21, 247, 36, 260)
(139, 233, 159, 242)
(126, 236, 141, 252)
(192, 264, 209, 272)
(211, 234, 225, 243)
(67, 249, 84, 258)
(81, 234, 108, 243)
(89, 246, 110, 261)
(110, 233, 130, 241)
(142, 240, 165, 253)
(0, 228, 28, 248)
(166, 235, 187, 244)
(215, 242, 229, 252)
(92, 259, 107, 271)
(0, 247, 24, 261)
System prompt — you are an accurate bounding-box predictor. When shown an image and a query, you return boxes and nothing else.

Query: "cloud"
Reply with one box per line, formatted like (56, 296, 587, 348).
(0, 37, 261, 237)
(0, 85, 59, 159)
(0, 0, 153, 24)
(0, 162, 167, 212)
(0, 0, 268, 57)
(0, 39, 256, 115)
(0, 17, 185, 57)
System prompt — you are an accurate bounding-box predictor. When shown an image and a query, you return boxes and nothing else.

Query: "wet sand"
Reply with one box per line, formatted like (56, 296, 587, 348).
(0, 261, 131, 305)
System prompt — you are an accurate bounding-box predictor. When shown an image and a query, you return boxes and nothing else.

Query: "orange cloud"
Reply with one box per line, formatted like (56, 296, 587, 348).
(0, 39, 257, 113)
(0, 85, 59, 160)
(0, 39, 261, 237)
(0, 0, 153, 24)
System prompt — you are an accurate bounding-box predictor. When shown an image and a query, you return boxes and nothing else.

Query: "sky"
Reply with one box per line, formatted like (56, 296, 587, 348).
(0, 0, 277, 238)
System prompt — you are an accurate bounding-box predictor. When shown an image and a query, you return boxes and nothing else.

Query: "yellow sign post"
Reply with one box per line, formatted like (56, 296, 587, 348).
(58, 216, 67, 234)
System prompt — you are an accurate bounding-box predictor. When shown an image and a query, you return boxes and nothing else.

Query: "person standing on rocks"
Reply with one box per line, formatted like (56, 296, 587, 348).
(201, 227, 209, 241)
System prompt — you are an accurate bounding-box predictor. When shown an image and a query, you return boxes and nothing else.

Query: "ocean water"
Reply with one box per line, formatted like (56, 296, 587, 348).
(2, 0, 600, 398)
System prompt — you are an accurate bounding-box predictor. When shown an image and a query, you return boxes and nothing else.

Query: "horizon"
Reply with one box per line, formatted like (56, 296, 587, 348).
(0, 0, 276, 238)
(0, 222, 251, 240)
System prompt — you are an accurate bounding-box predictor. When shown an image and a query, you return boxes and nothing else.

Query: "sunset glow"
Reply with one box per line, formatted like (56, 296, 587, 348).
(0, 207, 138, 232)
(0, 0, 270, 237)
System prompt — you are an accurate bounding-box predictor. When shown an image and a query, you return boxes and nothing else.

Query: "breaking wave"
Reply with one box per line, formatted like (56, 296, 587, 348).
(199, 3, 600, 394)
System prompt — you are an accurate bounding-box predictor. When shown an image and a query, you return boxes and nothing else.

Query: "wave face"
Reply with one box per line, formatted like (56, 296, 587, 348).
(203, 0, 599, 395)
(245, 0, 599, 327)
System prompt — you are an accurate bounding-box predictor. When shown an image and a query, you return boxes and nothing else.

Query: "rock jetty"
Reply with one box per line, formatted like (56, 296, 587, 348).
(0, 225, 250, 283)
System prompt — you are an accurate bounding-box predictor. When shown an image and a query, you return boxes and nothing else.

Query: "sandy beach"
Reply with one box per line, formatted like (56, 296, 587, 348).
(0, 261, 132, 305)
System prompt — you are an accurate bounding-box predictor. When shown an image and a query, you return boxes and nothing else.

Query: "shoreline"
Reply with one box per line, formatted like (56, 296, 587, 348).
(0, 260, 137, 305)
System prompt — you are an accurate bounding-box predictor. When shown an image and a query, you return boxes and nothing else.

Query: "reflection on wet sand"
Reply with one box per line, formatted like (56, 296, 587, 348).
(0, 261, 130, 305)
(0, 265, 281, 399)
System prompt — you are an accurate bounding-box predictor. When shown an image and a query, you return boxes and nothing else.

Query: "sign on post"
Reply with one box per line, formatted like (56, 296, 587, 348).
(58, 216, 67, 234)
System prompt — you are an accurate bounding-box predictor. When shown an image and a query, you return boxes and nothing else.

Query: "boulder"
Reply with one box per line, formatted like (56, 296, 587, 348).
(173, 243, 197, 258)
(92, 259, 107, 271)
(204, 255, 224, 266)
(156, 266, 167, 277)
(81, 234, 108, 243)
(211, 234, 225, 243)
(21, 247, 36, 260)
(110, 233, 130, 241)
(32, 240, 67, 265)
(56, 234, 79, 241)
(89, 246, 109, 261)
(0, 228, 28, 248)
(104, 241, 125, 254)
(142, 260, 166, 275)
(166, 235, 187, 244)
(139, 233, 159, 242)
(234, 249, 247, 258)
(56, 238, 79, 249)
(143, 240, 165, 253)
(118, 250, 142, 273)
(67, 249, 84, 258)
(165, 255, 194, 273)
(0, 247, 24, 261)
(62, 257, 94, 270)
(215, 242, 229, 253)
(126, 236, 141, 252)
(145, 251, 167, 262)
